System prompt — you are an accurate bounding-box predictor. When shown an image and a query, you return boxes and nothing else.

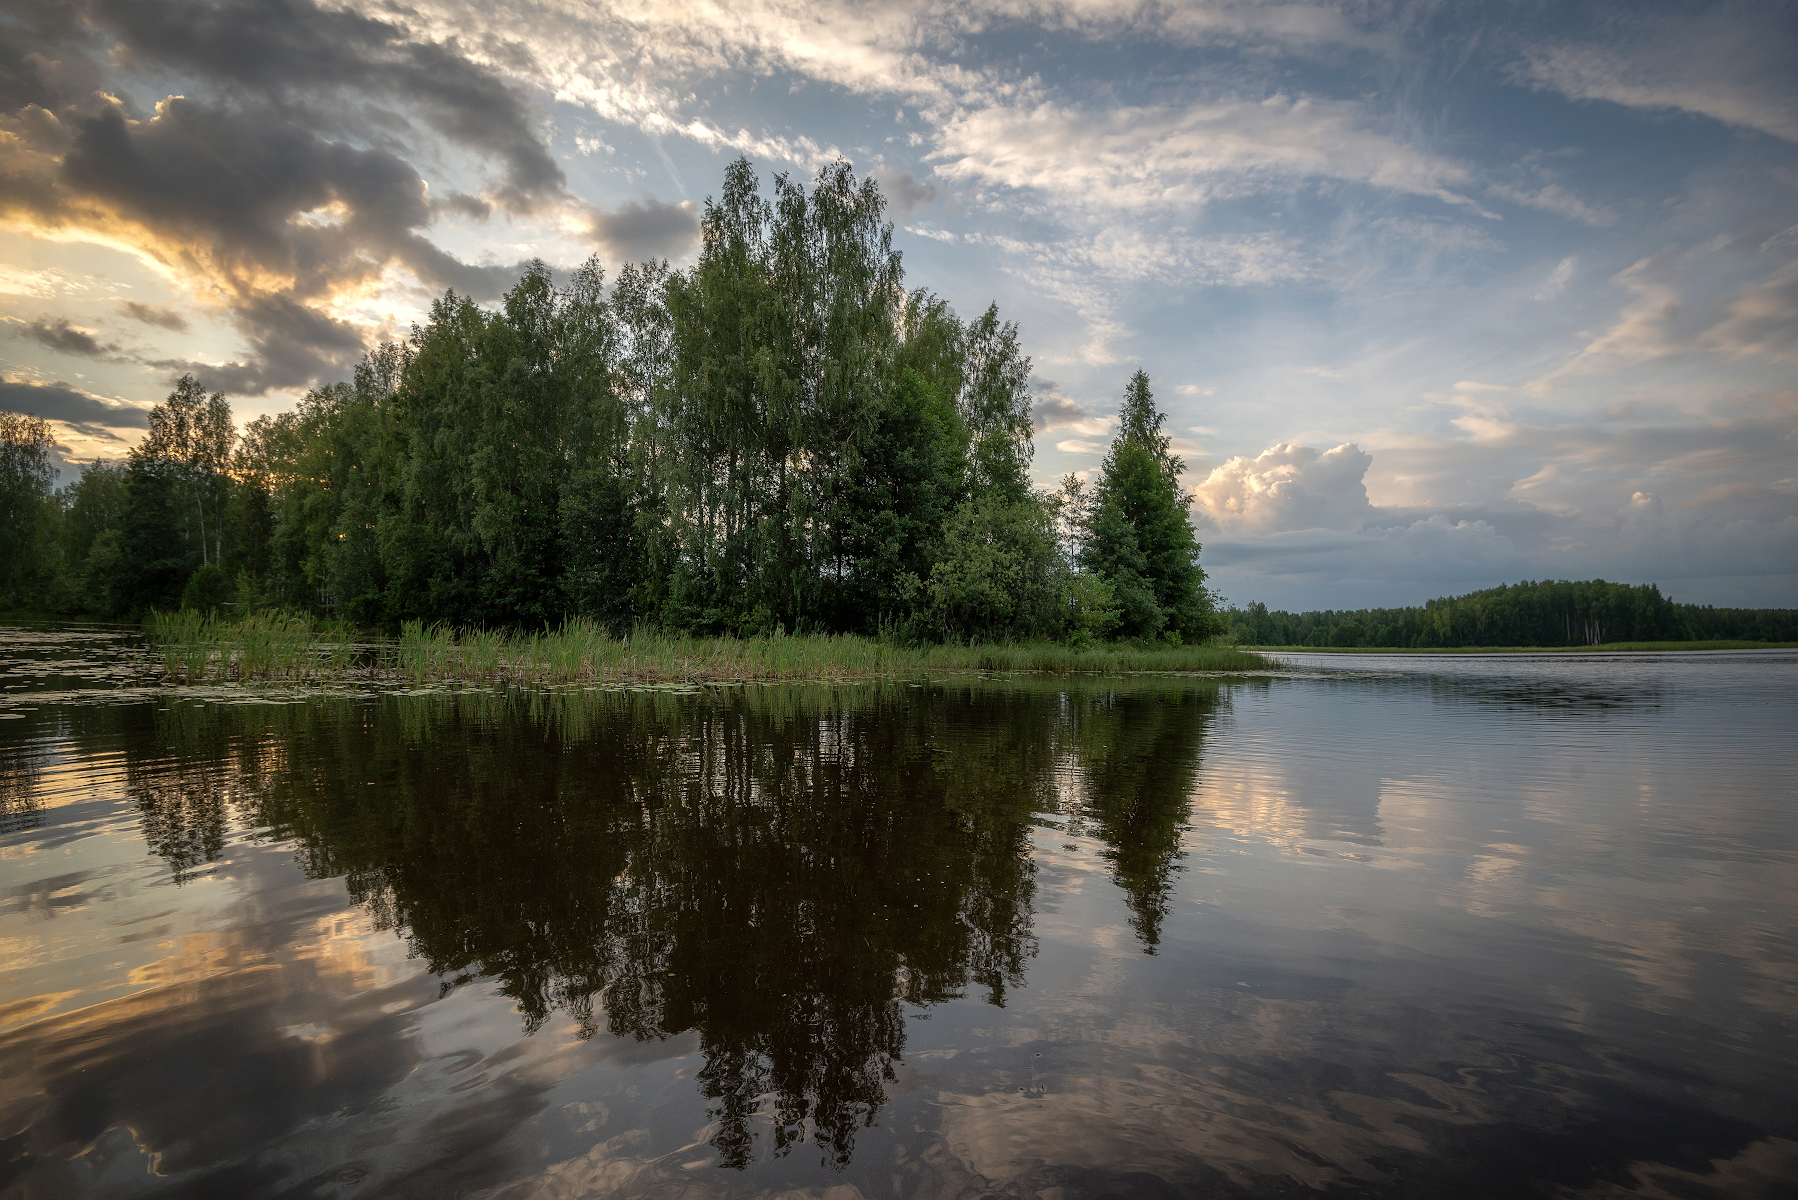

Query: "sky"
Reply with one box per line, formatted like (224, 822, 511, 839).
(2, 0, 1795, 610)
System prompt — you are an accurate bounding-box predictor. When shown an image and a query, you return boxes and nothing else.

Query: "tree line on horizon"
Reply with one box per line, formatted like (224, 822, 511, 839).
(1226, 579, 1797, 648)
(0, 159, 1219, 646)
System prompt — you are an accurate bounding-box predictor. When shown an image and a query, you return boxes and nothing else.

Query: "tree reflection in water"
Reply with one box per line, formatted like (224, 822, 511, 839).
(123, 679, 1220, 1168)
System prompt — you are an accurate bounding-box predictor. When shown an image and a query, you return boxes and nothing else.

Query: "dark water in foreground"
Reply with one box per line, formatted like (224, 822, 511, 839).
(1, 629, 1795, 1199)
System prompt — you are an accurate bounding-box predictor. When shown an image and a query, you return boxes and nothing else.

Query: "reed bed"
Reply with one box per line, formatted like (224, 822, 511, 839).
(148, 612, 1268, 686)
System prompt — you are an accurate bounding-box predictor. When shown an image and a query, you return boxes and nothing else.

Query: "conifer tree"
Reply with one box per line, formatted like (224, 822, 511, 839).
(1080, 371, 1217, 641)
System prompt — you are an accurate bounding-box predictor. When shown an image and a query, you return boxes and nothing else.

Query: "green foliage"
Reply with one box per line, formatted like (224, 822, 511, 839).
(180, 562, 231, 614)
(1074, 371, 1220, 642)
(113, 457, 190, 616)
(138, 374, 235, 568)
(42, 161, 1224, 646)
(836, 368, 967, 629)
(0, 411, 59, 609)
(917, 497, 1067, 642)
(149, 611, 1266, 685)
(1227, 579, 1798, 648)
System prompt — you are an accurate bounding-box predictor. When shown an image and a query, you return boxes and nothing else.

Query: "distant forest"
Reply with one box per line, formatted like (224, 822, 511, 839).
(1, 159, 1218, 646)
(1227, 580, 1798, 648)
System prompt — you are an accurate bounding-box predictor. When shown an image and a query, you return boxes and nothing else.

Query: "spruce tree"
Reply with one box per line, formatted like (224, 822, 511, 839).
(1080, 371, 1216, 641)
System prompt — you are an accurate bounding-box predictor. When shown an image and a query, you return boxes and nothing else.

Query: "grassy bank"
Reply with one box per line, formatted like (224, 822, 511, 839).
(146, 611, 1269, 685)
(1255, 640, 1797, 654)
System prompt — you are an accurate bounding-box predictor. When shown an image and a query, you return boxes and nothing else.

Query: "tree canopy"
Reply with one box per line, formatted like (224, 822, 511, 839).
(12, 158, 1228, 645)
(1227, 580, 1798, 647)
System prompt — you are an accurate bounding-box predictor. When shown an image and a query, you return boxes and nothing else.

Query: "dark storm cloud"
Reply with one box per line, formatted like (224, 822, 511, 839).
(1030, 382, 1109, 435)
(8, 95, 527, 392)
(0, 0, 561, 396)
(19, 316, 118, 358)
(1031, 392, 1089, 431)
(0, 376, 149, 427)
(0, 0, 105, 113)
(871, 165, 938, 217)
(435, 190, 495, 221)
(91, 0, 566, 208)
(120, 300, 188, 331)
(149, 293, 371, 395)
(55, 421, 122, 442)
(588, 198, 700, 263)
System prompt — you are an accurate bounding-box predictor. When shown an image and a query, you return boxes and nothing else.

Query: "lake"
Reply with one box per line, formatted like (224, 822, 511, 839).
(1, 628, 1794, 1198)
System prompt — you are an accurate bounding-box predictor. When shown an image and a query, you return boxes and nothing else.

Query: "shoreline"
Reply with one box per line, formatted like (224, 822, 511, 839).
(1254, 640, 1796, 654)
(142, 612, 1271, 685)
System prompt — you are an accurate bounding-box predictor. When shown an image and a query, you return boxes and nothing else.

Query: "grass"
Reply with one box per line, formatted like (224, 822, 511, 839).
(1254, 640, 1797, 654)
(146, 610, 1270, 686)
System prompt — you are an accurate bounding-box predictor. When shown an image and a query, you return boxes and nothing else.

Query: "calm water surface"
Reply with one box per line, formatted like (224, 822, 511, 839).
(1, 628, 1794, 1198)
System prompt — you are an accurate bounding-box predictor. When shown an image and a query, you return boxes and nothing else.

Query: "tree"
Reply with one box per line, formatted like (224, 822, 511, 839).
(165, 159, 1074, 642)
(834, 369, 967, 631)
(918, 496, 1067, 642)
(0, 412, 59, 609)
(139, 375, 235, 567)
(113, 456, 189, 615)
(1079, 371, 1217, 641)
(59, 459, 128, 612)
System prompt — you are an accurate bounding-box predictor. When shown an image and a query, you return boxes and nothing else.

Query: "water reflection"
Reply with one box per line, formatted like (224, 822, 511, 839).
(107, 681, 1221, 1169)
(4, 640, 1794, 1198)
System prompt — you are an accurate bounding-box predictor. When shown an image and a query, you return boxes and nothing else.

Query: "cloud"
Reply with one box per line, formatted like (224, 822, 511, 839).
(17, 317, 119, 358)
(0, 265, 88, 298)
(1205, 514, 1524, 591)
(1533, 256, 1576, 302)
(1158, 1, 1396, 53)
(1030, 384, 1114, 437)
(0, 377, 149, 428)
(1516, 13, 1798, 144)
(871, 165, 938, 217)
(146, 293, 372, 397)
(931, 95, 1487, 215)
(1700, 265, 1798, 362)
(2, 93, 526, 393)
(0, 0, 556, 395)
(586, 198, 700, 264)
(120, 300, 189, 331)
(1192, 443, 1376, 532)
(93, 0, 567, 208)
(1201, 391, 1798, 608)
(1490, 183, 1616, 227)
(968, 227, 1313, 362)
(1527, 255, 1682, 391)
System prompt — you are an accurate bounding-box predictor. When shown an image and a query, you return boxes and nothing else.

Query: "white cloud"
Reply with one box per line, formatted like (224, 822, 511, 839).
(0, 265, 91, 298)
(1194, 390, 1798, 608)
(931, 95, 1487, 215)
(1491, 183, 1616, 227)
(1527, 255, 1683, 391)
(1518, 30, 1798, 144)
(1700, 265, 1798, 362)
(1192, 442, 1375, 532)
(1532, 256, 1576, 302)
(966, 226, 1314, 362)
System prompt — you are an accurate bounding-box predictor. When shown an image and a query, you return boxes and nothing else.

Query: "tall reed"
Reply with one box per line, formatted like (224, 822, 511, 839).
(148, 612, 1268, 686)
